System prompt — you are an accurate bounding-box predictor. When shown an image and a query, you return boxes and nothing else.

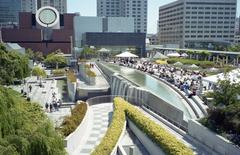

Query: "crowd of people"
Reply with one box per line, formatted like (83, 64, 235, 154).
(45, 92, 62, 113)
(114, 59, 206, 98)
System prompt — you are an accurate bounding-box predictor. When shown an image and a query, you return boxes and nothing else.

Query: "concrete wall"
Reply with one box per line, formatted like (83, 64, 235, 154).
(65, 102, 90, 154)
(74, 16, 103, 47)
(128, 119, 165, 155)
(188, 120, 240, 155)
(107, 17, 135, 33)
(146, 93, 185, 127)
(78, 63, 96, 85)
(67, 78, 76, 101)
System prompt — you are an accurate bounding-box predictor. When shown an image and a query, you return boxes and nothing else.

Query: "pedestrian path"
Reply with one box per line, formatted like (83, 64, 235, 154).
(10, 76, 72, 127)
(78, 62, 109, 90)
(73, 103, 113, 155)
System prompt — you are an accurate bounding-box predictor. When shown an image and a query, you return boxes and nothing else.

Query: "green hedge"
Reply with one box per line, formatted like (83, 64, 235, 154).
(91, 98, 126, 155)
(67, 70, 77, 83)
(84, 64, 96, 78)
(167, 58, 214, 68)
(86, 69, 96, 77)
(59, 102, 87, 137)
(52, 69, 66, 76)
(124, 100, 194, 155)
(92, 97, 193, 155)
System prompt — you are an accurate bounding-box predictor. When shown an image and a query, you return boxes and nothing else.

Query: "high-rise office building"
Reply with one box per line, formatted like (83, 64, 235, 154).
(37, 0, 67, 14)
(0, 0, 21, 28)
(235, 17, 240, 34)
(158, 0, 237, 49)
(0, 0, 67, 28)
(97, 0, 147, 33)
(21, 0, 37, 13)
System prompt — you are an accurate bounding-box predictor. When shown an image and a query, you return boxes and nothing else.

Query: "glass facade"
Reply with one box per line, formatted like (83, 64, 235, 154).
(0, 0, 21, 24)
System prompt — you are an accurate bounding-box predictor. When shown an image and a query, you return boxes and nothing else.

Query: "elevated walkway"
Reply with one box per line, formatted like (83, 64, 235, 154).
(71, 103, 113, 155)
(76, 62, 110, 100)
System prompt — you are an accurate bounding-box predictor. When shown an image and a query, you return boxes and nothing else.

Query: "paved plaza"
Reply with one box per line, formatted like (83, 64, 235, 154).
(11, 76, 72, 127)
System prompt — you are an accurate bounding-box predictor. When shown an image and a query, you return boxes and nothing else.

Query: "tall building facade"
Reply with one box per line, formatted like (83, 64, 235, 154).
(37, 0, 67, 13)
(0, 0, 67, 28)
(97, 0, 147, 33)
(21, 0, 37, 13)
(235, 17, 240, 34)
(158, 0, 237, 49)
(0, 0, 21, 28)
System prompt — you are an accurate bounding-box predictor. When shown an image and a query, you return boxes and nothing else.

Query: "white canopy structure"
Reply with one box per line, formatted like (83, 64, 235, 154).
(203, 69, 240, 84)
(115, 51, 139, 58)
(174, 62, 183, 66)
(153, 52, 168, 59)
(189, 64, 199, 68)
(181, 53, 188, 57)
(209, 67, 219, 72)
(167, 53, 181, 57)
(98, 48, 110, 53)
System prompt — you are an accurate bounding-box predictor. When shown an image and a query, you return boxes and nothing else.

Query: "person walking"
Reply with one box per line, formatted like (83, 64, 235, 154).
(29, 85, 32, 93)
(50, 104, 53, 113)
(45, 102, 49, 112)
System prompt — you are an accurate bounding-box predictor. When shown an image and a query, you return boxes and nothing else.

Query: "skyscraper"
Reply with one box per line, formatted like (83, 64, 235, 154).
(97, 0, 147, 33)
(0, 0, 21, 28)
(21, 0, 37, 13)
(158, 0, 237, 49)
(37, 0, 67, 14)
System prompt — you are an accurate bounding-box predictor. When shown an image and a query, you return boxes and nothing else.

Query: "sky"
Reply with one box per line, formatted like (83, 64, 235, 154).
(67, 0, 240, 34)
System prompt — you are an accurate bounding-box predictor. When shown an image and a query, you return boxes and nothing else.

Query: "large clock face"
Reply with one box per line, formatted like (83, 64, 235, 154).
(39, 9, 57, 25)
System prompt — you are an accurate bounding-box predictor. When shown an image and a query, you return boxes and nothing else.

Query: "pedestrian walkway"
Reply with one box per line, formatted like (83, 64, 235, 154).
(10, 76, 72, 127)
(73, 103, 113, 155)
(78, 62, 109, 90)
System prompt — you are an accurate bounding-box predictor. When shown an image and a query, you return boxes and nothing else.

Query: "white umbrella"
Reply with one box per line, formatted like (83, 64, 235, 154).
(167, 53, 181, 57)
(174, 62, 183, 66)
(153, 52, 168, 59)
(189, 64, 199, 68)
(209, 67, 219, 72)
(181, 53, 188, 57)
(98, 48, 110, 53)
(116, 51, 138, 58)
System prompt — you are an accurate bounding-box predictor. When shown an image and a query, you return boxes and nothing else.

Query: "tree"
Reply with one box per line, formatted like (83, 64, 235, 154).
(0, 86, 66, 154)
(26, 49, 44, 62)
(228, 44, 240, 52)
(32, 67, 46, 78)
(0, 44, 30, 85)
(213, 80, 240, 106)
(44, 52, 67, 69)
(80, 47, 96, 59)
(32, 67, 46, 86)
(200, 50, 211, 61)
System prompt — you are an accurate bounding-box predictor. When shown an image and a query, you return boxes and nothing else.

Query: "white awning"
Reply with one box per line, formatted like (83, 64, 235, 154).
(98, 48, 110, 53)
(153, 52, 168, 59)
(167, 53, 181, 57)
(116, 51, 139, 58)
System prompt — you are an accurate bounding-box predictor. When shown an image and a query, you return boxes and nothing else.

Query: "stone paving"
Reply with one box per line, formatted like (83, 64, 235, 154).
(73, 103, 113, 155)
(11, 76, 72, 127)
